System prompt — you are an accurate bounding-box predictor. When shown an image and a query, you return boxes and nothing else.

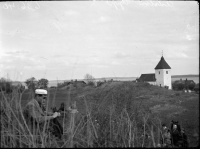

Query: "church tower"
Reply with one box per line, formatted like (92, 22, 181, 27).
(155, 56, 172, 89)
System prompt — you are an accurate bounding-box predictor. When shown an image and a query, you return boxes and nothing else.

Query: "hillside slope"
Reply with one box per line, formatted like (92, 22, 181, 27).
(20, 81, 199, 147)
(72, 82, 199, 147)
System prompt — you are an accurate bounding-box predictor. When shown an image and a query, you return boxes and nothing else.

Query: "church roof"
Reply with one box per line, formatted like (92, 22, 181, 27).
(155, 56, 171, 69)
(138, 73, 156, 82)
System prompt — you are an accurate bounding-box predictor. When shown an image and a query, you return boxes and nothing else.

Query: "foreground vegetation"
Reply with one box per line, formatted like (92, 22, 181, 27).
(0, 81, 199, 147)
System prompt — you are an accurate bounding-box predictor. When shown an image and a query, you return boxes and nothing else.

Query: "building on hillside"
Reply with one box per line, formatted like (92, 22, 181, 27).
(173, 78, 195, 85)
(173, 78, 196, 92)
(155, 56, 172, 89)
(137, 73, 156, 85)
(137, 55, 172, 89)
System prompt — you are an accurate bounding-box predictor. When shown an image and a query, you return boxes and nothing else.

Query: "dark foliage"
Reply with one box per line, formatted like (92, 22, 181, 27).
(172, 83, 185, 91)
(37, 78, 49, 89)
(194, 83, 199, 93)
(188, 83, 195, 90)
(25, 77, 37, 91)
(0, 81, 13, 93)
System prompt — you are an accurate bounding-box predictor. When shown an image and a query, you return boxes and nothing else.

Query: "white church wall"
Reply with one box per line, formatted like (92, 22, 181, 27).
(155, 69, 164, 87)
(155, 69, 171, 89)
(163, 69, 172, 89)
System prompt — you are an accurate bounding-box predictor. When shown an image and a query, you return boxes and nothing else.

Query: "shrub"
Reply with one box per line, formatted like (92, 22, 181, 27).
(25, 77, 37, 91)
(97, 81, 104, 87)
(172, 82, 185, 91)
(88, 81, 95, 86)
(188, 83, 195, 90)
(0, 81, 13, 93)
(37, 78, 49, 89)
(194, 83, 199, 93)
(172, 83, 177, 90)
(0, 78, 13, 93)
(177, 83, 184, 90)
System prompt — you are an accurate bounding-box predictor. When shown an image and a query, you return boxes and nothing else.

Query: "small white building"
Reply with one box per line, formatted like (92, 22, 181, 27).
(155, 56, 172, 89)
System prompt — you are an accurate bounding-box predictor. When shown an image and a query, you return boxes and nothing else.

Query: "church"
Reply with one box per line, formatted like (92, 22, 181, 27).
(137, 56, 172, 89)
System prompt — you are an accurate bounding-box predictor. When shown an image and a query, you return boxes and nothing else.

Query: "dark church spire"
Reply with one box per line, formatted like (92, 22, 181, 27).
(155, 56, 171, 69)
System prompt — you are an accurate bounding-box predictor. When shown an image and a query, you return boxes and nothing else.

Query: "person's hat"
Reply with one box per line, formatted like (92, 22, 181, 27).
(35, 89, 47, 95)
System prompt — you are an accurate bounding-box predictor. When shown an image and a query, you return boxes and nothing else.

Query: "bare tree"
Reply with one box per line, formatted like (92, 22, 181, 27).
(84, 73, 95, 86)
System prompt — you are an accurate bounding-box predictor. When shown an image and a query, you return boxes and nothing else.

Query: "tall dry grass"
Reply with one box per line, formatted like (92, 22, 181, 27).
(0, 86, 164, 148)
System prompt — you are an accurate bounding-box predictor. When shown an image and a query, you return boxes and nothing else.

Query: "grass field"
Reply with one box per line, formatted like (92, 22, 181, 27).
(1, 81, 199, 147)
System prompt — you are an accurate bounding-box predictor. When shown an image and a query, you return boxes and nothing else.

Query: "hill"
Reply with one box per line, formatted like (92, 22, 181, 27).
(19, 81, 199, 147)
(71, 81, 199, 147)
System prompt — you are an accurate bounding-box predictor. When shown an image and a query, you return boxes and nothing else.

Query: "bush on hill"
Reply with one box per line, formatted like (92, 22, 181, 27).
(0, 81, 13, 93)
(172, 82, 185, 91)
(188, 83, 195, 90)
(194, 83, 199, 93)
(0, 77, 13, 93)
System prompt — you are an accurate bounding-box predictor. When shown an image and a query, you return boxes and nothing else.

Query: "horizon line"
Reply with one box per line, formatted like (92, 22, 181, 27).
(10, 74, 199, 83)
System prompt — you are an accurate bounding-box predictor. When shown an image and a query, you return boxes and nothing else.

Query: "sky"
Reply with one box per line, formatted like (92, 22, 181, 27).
(0, 1, 199, 82)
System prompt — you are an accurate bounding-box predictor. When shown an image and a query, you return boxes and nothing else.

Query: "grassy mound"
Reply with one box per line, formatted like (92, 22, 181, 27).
(1, 81, 199, 147)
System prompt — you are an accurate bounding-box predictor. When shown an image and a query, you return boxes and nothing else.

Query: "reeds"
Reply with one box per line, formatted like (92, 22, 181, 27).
(1, 87, 164, 148)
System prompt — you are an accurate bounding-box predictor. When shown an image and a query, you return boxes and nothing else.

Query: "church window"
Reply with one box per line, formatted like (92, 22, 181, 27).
(166, 71, 168, 74)
(159, 71, 160, 74)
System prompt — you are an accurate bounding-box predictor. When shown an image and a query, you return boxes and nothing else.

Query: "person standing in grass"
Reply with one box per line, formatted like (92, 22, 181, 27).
(23, 89, 63, 139)
(171, 121, 182, 147)
(160, 124, 172, 148)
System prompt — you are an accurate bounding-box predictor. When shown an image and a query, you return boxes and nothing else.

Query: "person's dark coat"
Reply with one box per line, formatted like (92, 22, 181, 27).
(171, 128, 181, 146)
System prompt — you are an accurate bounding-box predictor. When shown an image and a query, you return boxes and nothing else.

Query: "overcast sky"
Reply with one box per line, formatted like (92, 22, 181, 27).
(0, 1, 199, 81)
